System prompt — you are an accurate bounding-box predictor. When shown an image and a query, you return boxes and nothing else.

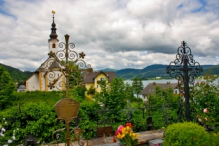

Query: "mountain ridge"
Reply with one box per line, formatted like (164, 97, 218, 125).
(1, 63, 219, 82)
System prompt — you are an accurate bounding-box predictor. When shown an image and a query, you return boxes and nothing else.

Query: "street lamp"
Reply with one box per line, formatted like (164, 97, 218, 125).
(166, 41, 203, 121)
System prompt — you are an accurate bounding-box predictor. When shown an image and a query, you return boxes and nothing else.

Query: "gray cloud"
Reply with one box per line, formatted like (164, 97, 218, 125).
(0, 0, 219, 72)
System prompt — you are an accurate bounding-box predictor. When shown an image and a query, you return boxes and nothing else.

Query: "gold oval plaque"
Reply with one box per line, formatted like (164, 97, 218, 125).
(54, 98, 80, 123)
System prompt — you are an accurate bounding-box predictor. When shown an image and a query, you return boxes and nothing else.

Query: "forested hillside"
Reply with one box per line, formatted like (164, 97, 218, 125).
(0, 63, 33, 82)
(116, 64, 219, 79)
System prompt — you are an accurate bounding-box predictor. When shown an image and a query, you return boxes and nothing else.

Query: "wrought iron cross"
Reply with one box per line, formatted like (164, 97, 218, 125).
(166, 41, 203, 121)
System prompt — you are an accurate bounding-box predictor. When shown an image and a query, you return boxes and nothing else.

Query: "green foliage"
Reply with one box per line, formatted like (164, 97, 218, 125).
(132, 108, 146, 132)
(61, 61, 83, 88)
(86, 85, 96, 95)
(98, 77, 128, 122)
(124, 83, 135, 102)
(10, 87, 86, 108)
(0, 63, 33, 82)
(11, 90, 64, 106)
(191, 74, 219, 130)
(209, 132, 219, 146)
(145, 86, 180, 129)
(74, 86, 86, 99)
(164, 122, 210, 146)
(132, 76, 143, 98)
(0, 102, 57, 145)
(79, 101, 101, 139)
(0, 65, 15, 110)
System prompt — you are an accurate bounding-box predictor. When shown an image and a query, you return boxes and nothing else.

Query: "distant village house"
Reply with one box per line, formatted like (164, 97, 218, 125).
(140, 82, 179, 101)
(83, 71, 115, 98)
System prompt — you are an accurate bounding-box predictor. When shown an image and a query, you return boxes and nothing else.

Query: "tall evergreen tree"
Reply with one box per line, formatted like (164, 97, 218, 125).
(132, 76, 143, 98)
(0, 65, 15, 110)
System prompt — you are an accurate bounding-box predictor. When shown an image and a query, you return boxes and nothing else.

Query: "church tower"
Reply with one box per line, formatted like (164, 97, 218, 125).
(48, 11, 59, 53)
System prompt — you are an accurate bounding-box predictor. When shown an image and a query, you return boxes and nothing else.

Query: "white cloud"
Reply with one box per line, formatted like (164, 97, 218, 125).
(0, 0, 219, 72)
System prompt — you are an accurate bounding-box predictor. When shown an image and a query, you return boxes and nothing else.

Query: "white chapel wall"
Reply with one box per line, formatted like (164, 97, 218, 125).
(26, 73, 39, 91)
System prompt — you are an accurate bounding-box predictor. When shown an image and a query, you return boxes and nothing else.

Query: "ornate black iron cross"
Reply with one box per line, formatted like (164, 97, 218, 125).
(166, 41, 203, 121)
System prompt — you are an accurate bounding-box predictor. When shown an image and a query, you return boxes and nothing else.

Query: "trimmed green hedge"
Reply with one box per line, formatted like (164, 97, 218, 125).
(164, 122, 209, 146)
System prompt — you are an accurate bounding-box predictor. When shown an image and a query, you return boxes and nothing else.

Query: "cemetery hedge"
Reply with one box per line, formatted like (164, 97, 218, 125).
(164, 122, 219, 146)
(164, 122, 210, 146)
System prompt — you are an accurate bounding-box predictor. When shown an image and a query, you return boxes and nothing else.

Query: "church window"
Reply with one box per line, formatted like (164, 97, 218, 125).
(52, 43, 56, 48)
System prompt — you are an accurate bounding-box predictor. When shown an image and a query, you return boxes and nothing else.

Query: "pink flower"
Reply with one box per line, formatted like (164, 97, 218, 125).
(115, 130, 120, 136)
(118, 125, 124, 131)
(198, 118, 202, 122)
(200, 81, 204, 84)
(204, 108, 208, 113)
(115, 125, 124, 136)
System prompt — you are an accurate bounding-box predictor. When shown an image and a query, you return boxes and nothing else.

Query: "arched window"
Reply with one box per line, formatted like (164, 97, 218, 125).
(52, 43, 56, 48)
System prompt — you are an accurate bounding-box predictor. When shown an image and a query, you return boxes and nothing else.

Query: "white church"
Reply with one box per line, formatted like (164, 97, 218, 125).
(21, 14, 66, 92)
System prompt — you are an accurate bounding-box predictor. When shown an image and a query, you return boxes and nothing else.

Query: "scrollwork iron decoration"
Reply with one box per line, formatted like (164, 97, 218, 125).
(49, 117, 87, 146)
(56, 42, 91, 72)
(166, 41, 203, 94)
(166, 41, 203, 121)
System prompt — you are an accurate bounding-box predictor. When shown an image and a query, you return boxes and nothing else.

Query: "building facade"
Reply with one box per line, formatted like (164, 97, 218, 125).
(83, 71, 116, 98)
(25, 14, 65, 91)
(140, 82, 179, 102)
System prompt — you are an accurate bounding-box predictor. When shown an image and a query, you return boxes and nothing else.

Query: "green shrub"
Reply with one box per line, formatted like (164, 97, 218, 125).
(209, 132, 219, 146)
(164, 122, 209, 146)
(0, 102, 57, 145)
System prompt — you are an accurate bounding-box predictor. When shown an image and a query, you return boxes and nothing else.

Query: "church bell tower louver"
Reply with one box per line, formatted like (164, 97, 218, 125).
(48, 10, 59, 53)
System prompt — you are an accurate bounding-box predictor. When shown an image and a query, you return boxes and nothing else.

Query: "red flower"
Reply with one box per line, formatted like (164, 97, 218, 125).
(126, 123, 134, 128)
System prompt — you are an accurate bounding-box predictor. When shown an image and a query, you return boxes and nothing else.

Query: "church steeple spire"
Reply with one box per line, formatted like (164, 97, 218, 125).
(48, 10, 59, 53)
(50, 10, 58, 39)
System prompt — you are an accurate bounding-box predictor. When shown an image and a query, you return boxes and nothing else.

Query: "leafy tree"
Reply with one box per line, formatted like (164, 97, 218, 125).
(124, 83, 135, 101)
(146, 86, 180, 128)
(94, 77, 128, 122)
(0, 65, 15, 110)
(132, 76, 143, 98)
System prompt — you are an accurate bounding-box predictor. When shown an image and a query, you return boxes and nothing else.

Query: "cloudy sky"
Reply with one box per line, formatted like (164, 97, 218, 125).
(0, 0, 219, 71)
